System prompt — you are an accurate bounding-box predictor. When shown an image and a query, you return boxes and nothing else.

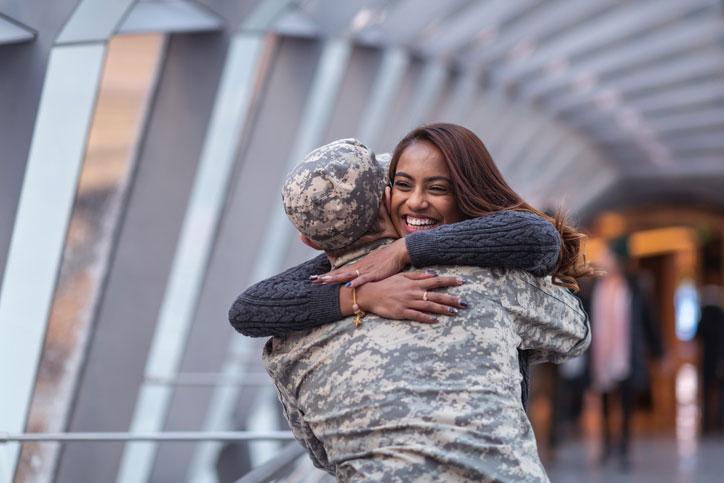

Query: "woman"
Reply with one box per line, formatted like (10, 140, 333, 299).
(230, 123, 594, 336)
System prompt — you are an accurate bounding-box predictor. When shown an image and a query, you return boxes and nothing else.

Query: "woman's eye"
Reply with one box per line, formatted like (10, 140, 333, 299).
(430, 185, 449, 193)
(394, 181, 411, 189)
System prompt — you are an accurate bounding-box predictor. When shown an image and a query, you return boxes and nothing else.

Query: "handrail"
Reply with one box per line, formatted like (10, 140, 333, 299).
(235, 442, 306, 483)
(145, 372, 272, 386)
(0, 430, 295, 443)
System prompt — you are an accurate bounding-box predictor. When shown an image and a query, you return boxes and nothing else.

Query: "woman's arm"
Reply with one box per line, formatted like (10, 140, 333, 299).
(229, 253, 341, 337)
(230, 253, 463, 336)
(406, 211, 560, 276)
(231, 211, 560, 337)
(317, 210, 561, 287)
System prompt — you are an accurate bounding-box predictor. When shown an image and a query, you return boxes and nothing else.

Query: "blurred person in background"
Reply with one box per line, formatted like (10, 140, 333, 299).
(590, 239, 664, 469)
(696, 275, 724, 435)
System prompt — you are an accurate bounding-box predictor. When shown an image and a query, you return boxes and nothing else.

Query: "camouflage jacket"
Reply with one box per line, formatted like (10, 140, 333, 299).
(264, 245, 590, 482)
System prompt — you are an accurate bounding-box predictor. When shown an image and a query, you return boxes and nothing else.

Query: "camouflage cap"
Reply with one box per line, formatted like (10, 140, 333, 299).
(282, 138, 389, 250)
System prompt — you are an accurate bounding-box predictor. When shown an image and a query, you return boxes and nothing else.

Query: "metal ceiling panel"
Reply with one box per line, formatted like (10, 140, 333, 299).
(549, 49, 724, 115)
(55, 0, 134, 44)
(362, 0, 469, 45)
(492, 0, 717, 87)
(465, 0, 619, 72)
(522, 16, 724, 102)
(665, 132, 724, 153)
(294, 0, 389, 37)
(0, 14, 36, 45)
(417, 0, 537, 57)
(116, 1, 224, 34)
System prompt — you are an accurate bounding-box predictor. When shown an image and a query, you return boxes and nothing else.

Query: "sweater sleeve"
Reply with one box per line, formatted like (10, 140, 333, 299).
(229, 253, 342, 337)
(230, 211, 561, 338)
(405, 211, 561, 277)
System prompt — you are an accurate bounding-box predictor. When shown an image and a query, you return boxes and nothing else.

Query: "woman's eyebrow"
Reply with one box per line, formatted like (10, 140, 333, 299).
(394, 172, 451, 183)
(424, 176, 452, 183)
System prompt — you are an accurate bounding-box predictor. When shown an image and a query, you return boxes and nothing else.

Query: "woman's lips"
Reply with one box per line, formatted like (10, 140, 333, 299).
(402, 215, 439, 233)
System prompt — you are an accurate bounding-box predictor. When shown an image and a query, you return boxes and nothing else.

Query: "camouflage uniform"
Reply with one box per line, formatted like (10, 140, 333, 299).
(264, 243, 590, 482)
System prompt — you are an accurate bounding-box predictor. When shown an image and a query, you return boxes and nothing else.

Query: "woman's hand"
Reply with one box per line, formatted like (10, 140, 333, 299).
(311, 238, 411, 288)
(351, 271, 468, 324)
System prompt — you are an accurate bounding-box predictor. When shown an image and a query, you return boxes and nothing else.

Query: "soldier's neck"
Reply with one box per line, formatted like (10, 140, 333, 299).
(327, 237, 396, 270)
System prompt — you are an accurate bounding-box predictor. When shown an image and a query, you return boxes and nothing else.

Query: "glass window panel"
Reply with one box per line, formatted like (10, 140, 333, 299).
(15, 33, 165, 483)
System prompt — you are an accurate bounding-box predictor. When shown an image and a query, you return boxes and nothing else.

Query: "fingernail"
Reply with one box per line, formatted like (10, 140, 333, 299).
(308, 275, 318, 280)
(430, 316, 438, 322)
(448, 307, 459, 314)
(457, 277, 466, 284)
(321, 275, 332, 280)
(460, 300, 468, 308)
(426, 270, 438, 275)
(344, 282, 352, 287)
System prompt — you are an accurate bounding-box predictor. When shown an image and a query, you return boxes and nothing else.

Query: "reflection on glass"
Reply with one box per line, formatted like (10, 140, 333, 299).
(16, 34, 164, 482)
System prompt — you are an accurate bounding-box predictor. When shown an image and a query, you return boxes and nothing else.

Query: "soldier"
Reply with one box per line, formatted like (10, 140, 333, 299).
(259, 138, 590, 481)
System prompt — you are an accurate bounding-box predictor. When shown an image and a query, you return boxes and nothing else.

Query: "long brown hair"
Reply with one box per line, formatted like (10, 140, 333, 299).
(389, 123, 600, 292)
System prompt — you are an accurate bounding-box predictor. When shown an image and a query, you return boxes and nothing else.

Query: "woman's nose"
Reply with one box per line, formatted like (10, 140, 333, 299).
(407, 189, 428, 210)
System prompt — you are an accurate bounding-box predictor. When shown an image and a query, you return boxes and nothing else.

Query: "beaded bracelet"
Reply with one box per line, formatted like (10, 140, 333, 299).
(352, 287, 366, 326)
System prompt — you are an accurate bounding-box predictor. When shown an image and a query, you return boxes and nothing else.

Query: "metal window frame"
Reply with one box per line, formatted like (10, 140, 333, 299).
(0, 42, 107, 482)
(187, 36, 353, 482)
(115, 31, 270, 483)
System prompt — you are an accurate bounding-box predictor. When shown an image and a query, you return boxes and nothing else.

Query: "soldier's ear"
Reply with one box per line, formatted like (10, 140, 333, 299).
(299, 232, 323, 251)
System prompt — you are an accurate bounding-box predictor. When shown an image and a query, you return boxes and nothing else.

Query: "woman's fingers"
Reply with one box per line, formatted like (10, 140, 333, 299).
(310, 269, 356, 284)
(408, 299, 461, 316)
(423, 291, 468, 309)
(400, 309, 439, 324)
(346, 269, 436, 288)
(418, 275, 465, 290)
(401, 271, 439, 281)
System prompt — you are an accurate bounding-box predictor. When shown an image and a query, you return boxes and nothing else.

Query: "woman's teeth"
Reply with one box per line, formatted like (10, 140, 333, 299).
(405, 216, 437, 229)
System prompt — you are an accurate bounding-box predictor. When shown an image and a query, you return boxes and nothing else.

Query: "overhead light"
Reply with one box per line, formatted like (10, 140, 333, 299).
(594, 89, 620, 111)
(418, 17, 444, 41)
(545, 57, 568, 77)
(350, 8, 387, 33)
(634, 125, 655, 140)
(638, 138, 671, 166)
(572, 72, 597, 94)
(617, 108, 642, 130)
(472, 26, 498, 48)
(509, 39, 535, 61)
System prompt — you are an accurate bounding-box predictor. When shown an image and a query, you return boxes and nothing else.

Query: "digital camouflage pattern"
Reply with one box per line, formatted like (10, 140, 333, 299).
(282, 138, 389, 250)
(264, 246, 590, 482)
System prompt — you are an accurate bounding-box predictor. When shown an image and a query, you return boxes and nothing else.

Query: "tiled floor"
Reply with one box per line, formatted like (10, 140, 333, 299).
(544, 435, 724, 483)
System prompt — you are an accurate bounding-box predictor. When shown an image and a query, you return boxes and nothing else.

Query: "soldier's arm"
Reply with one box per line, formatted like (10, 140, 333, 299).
(270, 379, 334, 474)
(509, 275, 591, 364)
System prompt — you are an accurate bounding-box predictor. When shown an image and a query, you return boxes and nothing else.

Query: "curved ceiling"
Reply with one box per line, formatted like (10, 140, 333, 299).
(273, 0, 724, 215)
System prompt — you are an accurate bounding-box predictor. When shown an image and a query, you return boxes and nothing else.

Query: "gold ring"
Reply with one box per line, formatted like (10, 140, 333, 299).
(423, 291, 428, 301)
(355, 269, 360, 277)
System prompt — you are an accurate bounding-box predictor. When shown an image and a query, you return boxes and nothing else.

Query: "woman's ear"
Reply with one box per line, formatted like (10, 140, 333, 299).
(299, 232, 323, 251)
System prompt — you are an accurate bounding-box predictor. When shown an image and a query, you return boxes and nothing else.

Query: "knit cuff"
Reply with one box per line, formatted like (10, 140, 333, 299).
(307, 282, 343, 323)
(405, 230, 439, 268)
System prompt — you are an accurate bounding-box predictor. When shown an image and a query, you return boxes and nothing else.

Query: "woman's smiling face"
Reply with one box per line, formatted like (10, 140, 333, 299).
(390, 140, 466, 236)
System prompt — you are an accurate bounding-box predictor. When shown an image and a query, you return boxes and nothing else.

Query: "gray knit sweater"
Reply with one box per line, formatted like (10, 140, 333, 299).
(229, 211, 560, 337)
(229, 210, 561, 410)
